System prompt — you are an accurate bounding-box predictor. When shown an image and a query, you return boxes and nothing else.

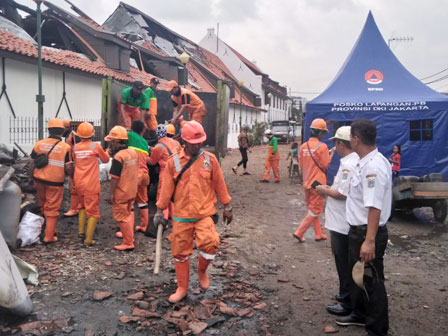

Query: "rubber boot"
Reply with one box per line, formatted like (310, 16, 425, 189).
(197, 255, 211, 290)
(136, 208, 149, 232)
(84, 217, 98, 246)
(169, 259, 190, 303)
(293, 214, 315, 242)
(78, 209, 86, 237)
(114, 217, 135, 251)
(313, 217, 328, 241)
(43, 216, 58, 243)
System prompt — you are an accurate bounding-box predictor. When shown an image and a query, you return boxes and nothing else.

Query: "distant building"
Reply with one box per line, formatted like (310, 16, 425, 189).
(199, 28, 290, 125)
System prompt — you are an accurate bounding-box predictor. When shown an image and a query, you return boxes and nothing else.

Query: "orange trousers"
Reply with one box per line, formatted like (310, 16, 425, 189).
(119, 103, 141, 129)
(263, 158, 280, 181)
(78, 193, 100, 218)
(35, 182, 64, 217)
(169, 217, 220, 260)
(144, 113, 158, 131)
(305, 188, 325, 215)
(112, 198, 134, 222)
(135, 173, 149, 204)
(68, 177, 80, 211)
(189, 109, 205, 124)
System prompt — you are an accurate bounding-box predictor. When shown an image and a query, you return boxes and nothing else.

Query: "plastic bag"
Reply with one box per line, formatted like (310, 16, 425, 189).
(99, 158, 112, 182)
(17, 211, 44, 247)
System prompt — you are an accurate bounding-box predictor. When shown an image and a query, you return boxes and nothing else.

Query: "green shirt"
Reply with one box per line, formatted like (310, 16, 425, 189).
(144, 87, 156, 100)
(127, 132, 148, 154)
(269, 136, 278, 155)
(121, 87, 148, 110)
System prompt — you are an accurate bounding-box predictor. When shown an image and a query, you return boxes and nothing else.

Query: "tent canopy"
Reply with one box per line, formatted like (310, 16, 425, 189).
(305, 11, 448, 180)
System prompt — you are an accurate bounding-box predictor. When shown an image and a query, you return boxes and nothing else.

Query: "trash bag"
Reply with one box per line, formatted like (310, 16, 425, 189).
(99, 158, 112, 182)
(17, 211, 44, 247)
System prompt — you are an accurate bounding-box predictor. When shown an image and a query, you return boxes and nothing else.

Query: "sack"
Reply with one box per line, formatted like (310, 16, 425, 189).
(33, 140, 60, 169)
(33, 153, 49, 169)
(17, 211, 44, 247)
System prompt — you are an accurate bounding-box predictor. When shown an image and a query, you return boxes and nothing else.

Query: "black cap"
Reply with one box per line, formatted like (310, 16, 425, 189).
(150, 77, 160, 85)
(133, 80, 144, 89)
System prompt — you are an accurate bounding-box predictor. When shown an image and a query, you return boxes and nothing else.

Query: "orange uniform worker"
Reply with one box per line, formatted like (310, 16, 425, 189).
(30, 118, 73, 243)
(167, 80, 206, 124)
(143, 78, 160, 131)
(154, 121, 233, 303)
(63, 119, 80, 217)
(260, 129, 280, 182)
(128, 120, 150, 233)
(72, 122, 110, 245)
(293, 118, 331, 242)
(106, 126, 139, 251)
(119, 80, 148, 129)
(148, 124, 182, 220)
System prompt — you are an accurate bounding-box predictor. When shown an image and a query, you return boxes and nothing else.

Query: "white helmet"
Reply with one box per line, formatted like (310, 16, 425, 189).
(264, 129, 273, 136)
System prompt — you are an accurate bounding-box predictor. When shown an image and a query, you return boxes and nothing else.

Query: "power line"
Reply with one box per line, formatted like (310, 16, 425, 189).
(420, 67, 448, 81)
(424, 74, 448, 85)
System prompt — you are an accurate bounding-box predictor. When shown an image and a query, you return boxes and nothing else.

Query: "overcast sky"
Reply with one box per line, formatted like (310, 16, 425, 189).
(18, 0, 448, 100)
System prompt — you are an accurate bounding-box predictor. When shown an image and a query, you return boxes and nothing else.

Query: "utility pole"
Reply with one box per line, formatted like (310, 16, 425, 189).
(36, 0, 45, 140)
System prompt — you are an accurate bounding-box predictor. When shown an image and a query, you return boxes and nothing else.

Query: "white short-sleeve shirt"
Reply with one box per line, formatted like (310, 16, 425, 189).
(346, 149, 392, 226)
(325, 152, 359, 235)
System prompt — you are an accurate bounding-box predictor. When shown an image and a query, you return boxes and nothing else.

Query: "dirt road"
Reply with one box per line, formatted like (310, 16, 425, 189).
(1, 145, 447, 335)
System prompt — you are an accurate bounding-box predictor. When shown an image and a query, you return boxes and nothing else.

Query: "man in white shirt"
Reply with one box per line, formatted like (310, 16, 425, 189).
(315, 126, 359, 317)
(336, 119, 391, 336)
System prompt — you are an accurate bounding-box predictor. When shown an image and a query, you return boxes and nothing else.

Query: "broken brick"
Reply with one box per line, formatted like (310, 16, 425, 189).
(126, 291, 144, 300)
(93, 291, 113, 301)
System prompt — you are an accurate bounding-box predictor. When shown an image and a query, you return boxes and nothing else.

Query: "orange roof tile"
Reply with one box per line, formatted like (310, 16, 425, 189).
(186, 62, 216, 93)
(0, 29, 209, 93)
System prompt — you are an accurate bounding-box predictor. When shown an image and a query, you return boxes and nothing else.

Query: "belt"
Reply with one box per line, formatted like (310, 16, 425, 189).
(349, 224, 387, 233)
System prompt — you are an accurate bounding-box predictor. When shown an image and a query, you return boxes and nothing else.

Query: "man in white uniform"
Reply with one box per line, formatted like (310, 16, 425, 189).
(315, 126, 359, 317)
(336, 119, 391, 336)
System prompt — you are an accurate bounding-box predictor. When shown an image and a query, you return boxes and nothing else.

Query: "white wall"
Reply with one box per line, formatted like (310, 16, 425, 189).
(199, 30, 262, 97)
(227, 104, 264, 148)
(0, 57, 103, 152)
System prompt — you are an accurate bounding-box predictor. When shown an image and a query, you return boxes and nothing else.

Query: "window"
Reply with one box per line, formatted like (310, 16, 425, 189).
(409, 119, 433, 141)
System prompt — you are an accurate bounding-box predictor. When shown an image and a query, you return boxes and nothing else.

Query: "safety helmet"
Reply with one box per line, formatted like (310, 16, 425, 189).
(47, 118, 64, 129)
(166, 124, 176, 136)
(310, 118, 328, 131)
(181, 121, 207, 144)
(180, 120, 188, 129)
(166, 80, 178, 91)
(156, 124, 167, 139)
(104, 125, 128, 141)
(75, 122, 95, 139)
(329, 126, 351, 141)
(264, 129, 273, 136)
(63, 119, 71, 128)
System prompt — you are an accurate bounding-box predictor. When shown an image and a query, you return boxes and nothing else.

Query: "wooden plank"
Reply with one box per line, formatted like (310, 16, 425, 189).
(411, 182, 448, 192)
(397, 181, 412, 192)
(413, 191, 448, 198)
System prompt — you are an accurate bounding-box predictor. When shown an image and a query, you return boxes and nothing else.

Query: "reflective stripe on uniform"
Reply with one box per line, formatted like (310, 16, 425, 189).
(174, 255, 190, 263)
(48, 159, 65, 167)
(173, 153, 181, 172)
(199, 250, 215, 260)
(308, 209, 318, 217)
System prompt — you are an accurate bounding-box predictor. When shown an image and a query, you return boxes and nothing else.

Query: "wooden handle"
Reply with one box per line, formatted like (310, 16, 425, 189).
(153, 224, 164, 274)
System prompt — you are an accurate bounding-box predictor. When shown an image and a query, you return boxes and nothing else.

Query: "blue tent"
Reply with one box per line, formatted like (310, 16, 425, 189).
(305, 11, 448, 181)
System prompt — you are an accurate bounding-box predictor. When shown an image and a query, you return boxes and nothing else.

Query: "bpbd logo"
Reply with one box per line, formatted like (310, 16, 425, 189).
(365, 70, 383, 85)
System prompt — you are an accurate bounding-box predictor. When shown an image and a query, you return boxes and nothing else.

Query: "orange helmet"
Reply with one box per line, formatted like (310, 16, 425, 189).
(166, 124, 176, 135)
(63, 119, 71, 128)
(310, 118, 328, 131)
(48, 118, 64, 129)
(76, 122, 95, 139)
(181, 121, 206, 144)
(166, 80, 178, 91)
(104, 126, 128, 141)
(180, 120, 188, 129)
